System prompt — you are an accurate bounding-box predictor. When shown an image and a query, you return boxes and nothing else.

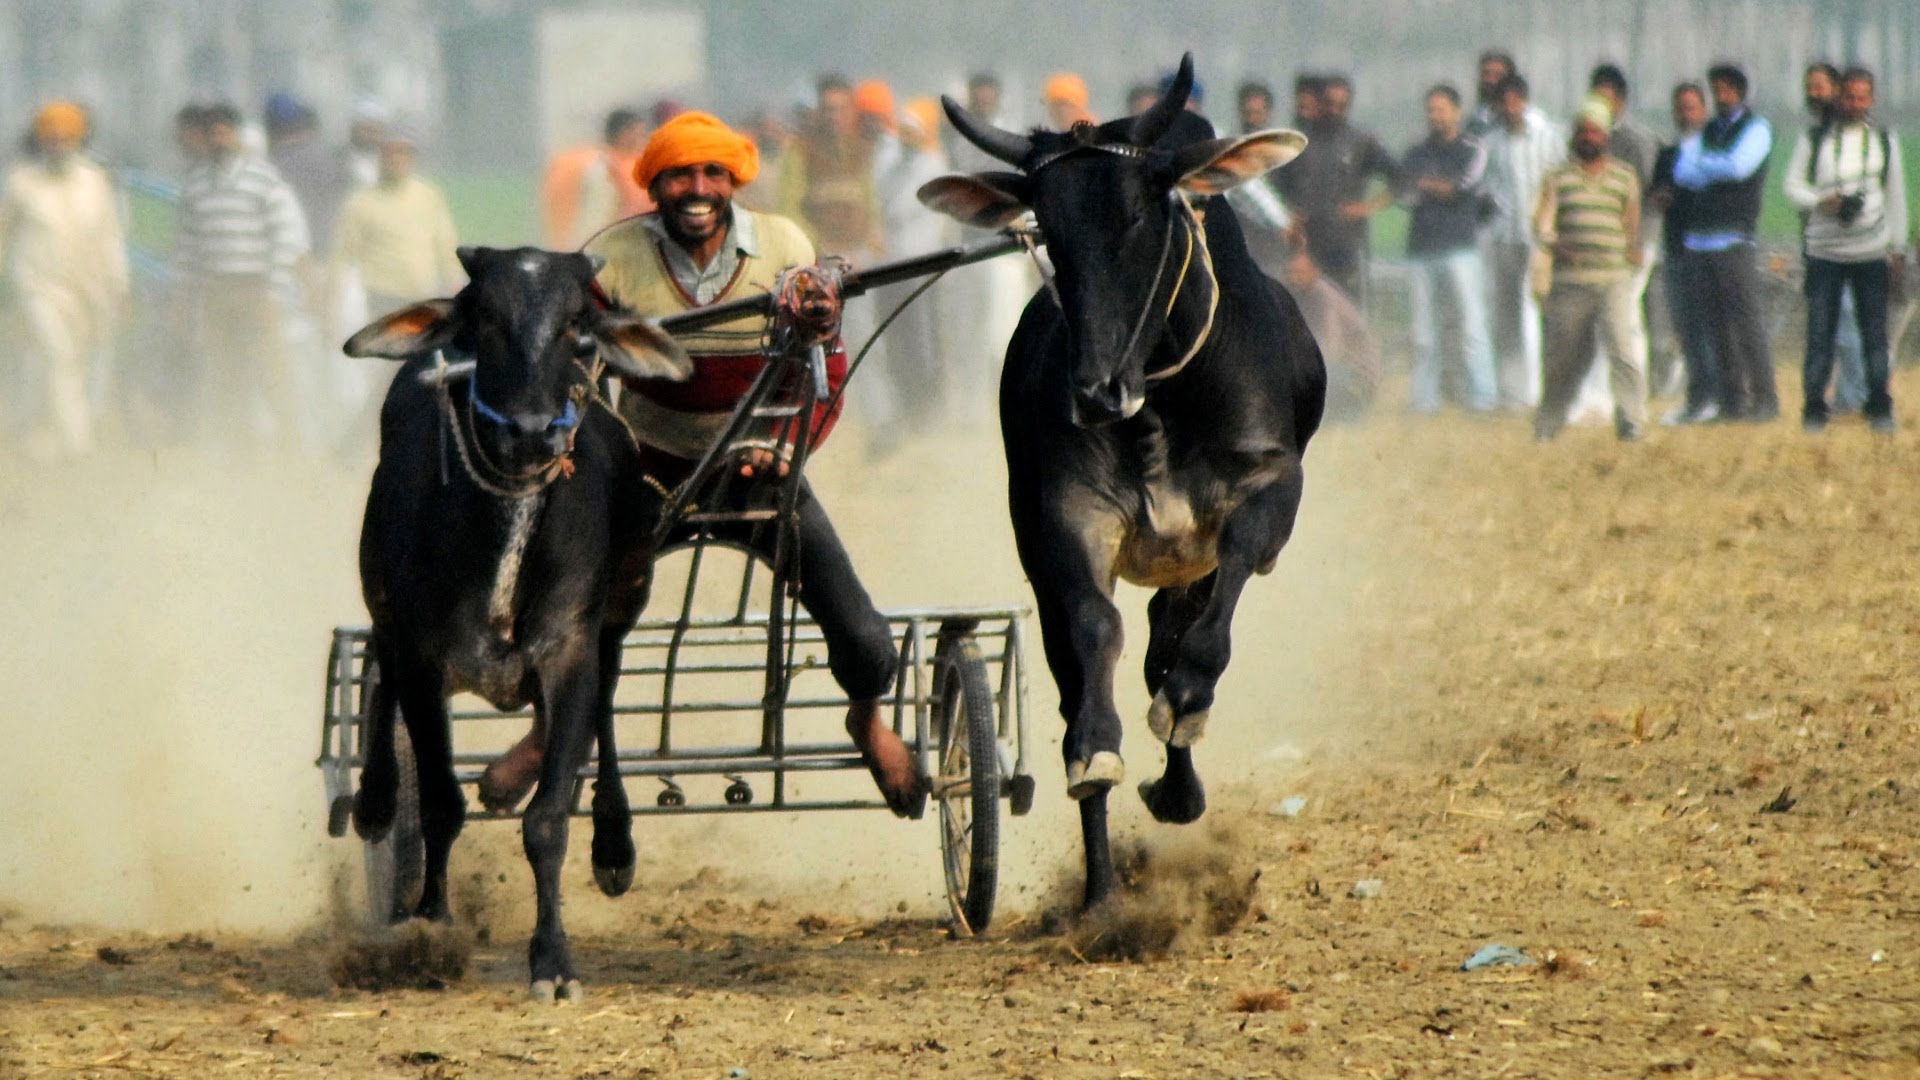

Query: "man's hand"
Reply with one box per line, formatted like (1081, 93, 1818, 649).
(1339, 200, 1372, 221)
(1627, 245, 1646, 269)
(1817, 194, 1845, 215)
(1890, 252, 1908, 299)
(1416, 176, 1457, 198)
(738, 448, 791, 480)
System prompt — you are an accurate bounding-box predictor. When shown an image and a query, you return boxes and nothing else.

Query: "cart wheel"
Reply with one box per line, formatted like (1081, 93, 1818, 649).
(935, 636, 1000, 934)
(358, 659, 424, 924)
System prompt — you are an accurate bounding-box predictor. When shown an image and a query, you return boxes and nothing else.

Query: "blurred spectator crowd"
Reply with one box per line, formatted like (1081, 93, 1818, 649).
(0, 47, 1911, 460)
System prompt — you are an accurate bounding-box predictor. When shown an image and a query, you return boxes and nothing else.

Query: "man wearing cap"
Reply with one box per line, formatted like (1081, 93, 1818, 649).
(0, 103, 129, 459)
(1531, 99, 1647, 442)
(564, 112, 924, 815)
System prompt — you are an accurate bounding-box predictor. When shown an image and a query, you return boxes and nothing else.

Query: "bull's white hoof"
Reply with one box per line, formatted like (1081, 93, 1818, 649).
(1066, 751, 1125, 800)
(1148, 693, 1208, 747)
(531, 978, 584, 1004)
(1169, 709, 1209, 748)
(1148, 693, 1175, 743)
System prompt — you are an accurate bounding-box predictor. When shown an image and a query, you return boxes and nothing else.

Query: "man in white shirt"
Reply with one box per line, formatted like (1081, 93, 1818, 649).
(1783, 67, 1907, 433)
(0, 103, 129, 459)
(1481, 73, 1563, 409)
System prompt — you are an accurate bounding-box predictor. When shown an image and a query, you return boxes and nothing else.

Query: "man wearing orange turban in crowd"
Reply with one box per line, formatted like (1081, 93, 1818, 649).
(479, 111, 928, 819)
(0, 102, 129, 459)
(1044, 73, 1096, 129)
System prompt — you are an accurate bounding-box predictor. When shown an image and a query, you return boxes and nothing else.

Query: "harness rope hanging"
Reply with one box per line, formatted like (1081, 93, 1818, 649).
(1145, 195, 1219, 383)
(1021, 138, 1221, 384)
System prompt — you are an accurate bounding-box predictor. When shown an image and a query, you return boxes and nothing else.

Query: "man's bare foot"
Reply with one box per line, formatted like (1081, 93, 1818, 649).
(477, 726, 545, 813)
(846, 700, 928, 818)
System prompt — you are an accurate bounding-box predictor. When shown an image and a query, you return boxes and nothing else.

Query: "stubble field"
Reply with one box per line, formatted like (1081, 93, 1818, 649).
(3, 370, 1919, 1079)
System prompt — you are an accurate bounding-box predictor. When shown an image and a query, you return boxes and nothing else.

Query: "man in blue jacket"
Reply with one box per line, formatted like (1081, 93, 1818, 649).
(1672, 63, 1778, 422)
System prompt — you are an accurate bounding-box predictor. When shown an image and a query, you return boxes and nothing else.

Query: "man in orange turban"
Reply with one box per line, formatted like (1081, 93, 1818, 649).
(631, 110, 761, 191)
(1044, 72, 1095, 128)
(0, 101, 127, 458)
(852, 80, 897, 134)
(480, 108, 929, 821)
(33, 101, 88, 144)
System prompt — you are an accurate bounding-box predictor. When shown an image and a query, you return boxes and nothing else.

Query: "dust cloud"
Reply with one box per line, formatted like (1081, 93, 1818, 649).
(0, 447, 369, 934)
(0, 394, 1397, 939)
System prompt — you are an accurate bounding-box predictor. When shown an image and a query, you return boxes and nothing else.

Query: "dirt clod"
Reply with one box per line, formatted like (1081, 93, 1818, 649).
(329, 922, 471, 992)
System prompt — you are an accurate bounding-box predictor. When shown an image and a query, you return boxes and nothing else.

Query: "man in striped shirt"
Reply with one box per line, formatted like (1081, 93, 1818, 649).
(173, 102, 311, 443)
(1532, 99, 1647, 442)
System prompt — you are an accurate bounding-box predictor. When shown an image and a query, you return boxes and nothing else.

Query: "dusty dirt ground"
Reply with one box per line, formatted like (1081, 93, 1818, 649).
(5, 369, 1920, 1079)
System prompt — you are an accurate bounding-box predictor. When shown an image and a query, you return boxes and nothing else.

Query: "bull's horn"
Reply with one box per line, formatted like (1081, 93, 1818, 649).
(1130, 52, 1195, 148)
(941, 95, 1032, 167)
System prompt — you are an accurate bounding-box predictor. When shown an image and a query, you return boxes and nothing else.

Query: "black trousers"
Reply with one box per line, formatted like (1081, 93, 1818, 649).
(1803, 257, 1893, 423)
(1692, 243, 1777, 417)
(647, 448, 898, 701)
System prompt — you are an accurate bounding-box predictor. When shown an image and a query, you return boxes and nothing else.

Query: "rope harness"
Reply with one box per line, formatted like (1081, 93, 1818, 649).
(424, 349, 593, 501)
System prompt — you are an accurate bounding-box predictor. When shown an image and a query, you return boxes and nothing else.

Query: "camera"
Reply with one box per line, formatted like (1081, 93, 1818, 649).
(1836, 192, 1866, 226)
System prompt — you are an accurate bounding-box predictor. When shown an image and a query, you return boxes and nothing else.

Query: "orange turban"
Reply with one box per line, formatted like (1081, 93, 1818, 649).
(852, 80, 896, 119)
(1043, 73, 1090, 110)
(902, 97, 942, 150)
(34, 101, 88, 142)
(633, 111, 761, 190)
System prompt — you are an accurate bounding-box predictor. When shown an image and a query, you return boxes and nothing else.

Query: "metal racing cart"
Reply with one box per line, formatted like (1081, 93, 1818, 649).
(319, 231, 1038, 934)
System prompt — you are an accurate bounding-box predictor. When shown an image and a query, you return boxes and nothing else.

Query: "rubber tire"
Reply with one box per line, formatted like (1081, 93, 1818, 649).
(936, 638, 1000, 934)
(359, 658, 425, 924)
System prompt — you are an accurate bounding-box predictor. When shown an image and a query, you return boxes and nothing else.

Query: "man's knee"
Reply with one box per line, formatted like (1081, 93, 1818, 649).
(830, 613, 898, 701)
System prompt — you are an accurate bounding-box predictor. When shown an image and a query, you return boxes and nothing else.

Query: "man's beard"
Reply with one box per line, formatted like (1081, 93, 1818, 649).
(1806, 96, 1832, 119)
(1573, 143, 1604, 162)
(660, 194, 730, 248)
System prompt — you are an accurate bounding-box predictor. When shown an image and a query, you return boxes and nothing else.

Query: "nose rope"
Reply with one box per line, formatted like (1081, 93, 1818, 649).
(432, 349, 592, 500)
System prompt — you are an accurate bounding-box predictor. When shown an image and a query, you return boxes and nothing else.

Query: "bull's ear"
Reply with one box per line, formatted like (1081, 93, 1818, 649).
(917, 172, 1031, 230)
(1171, 129, 1308, 196)
(343, 299, 457, 359)
(594, 312, 692, 382)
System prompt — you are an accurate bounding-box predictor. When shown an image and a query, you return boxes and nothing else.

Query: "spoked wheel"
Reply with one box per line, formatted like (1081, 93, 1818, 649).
(357, 657, 424, 924)
(935, 635, 1000, 934)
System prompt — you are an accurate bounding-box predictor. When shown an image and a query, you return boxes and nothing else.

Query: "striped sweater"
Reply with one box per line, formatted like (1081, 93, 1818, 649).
(173, 154, 310, 283)
(1534, 158, 1640, 285)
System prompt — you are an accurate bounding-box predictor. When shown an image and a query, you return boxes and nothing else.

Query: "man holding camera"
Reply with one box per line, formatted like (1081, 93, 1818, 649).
(1784, 67, 1907, 434)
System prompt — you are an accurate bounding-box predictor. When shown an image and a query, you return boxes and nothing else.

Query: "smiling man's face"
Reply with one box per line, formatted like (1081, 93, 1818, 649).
(651, 162, 737, 248)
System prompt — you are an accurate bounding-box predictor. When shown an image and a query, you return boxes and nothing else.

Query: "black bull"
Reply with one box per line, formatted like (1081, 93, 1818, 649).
(343, 248, 690, 1001)
(920, 55, 1327, 907)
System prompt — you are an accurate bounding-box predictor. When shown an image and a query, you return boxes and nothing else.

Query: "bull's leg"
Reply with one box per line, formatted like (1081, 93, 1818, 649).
(588, 625, 636, 898)
(477, 714, 546, 814)
(522, 650, 600, 1002)
(1150, 465, 1305, 753)
(351, 636, 401, 842)
(1138, 577, 1217, 824)
(1017, 503, 1127, 908)
(395, 672, 464, 922)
